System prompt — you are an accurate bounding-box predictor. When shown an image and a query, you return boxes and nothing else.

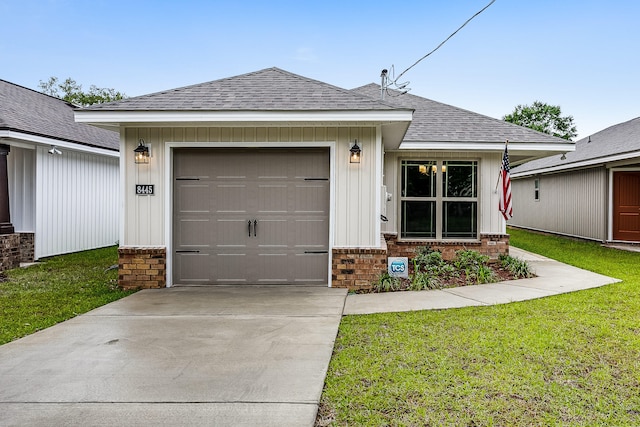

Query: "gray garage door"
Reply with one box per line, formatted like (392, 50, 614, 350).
(173, 148, 330, 285)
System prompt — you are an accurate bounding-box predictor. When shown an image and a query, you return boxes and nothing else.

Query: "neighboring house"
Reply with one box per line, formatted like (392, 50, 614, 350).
(0, 79, 120, 265)
(510, 117, 640, 243)
(75, 67, 572, 290)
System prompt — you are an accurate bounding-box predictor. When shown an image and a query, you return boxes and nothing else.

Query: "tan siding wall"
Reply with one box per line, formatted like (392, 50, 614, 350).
(123, 126, 381, 248)
(510, 167, 608, 241)
(382, 151, 504, 237)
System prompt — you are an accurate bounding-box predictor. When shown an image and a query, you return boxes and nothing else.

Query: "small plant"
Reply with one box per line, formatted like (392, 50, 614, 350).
(499, 254, 534, 278)
(475, 264, 498, 284)
(409, 272, 440, 291)
(373, 272, 401, 293)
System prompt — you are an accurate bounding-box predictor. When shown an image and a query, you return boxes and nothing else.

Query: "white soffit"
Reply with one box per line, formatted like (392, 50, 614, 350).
(0, 130, 119, 157)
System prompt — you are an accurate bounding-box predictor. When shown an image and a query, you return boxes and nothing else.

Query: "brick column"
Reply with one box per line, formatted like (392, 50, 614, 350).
(118, 247, 166, 290)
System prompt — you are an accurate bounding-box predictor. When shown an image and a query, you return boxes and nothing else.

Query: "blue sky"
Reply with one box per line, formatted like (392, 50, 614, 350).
(2, 0, 638, 139)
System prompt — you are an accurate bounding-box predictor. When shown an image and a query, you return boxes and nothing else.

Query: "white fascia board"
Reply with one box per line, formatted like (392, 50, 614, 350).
(74, 110, 414, 125)
(398, 141, 576, 152)
(512, 150, 640, 178)
(0, 130, 119, 157)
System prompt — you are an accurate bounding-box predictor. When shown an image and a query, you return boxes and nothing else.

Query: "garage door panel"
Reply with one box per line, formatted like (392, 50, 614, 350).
(256, 219, 288, 247)
(214, 253, 249, 283)
(294, 253, 329, 283)
(214, 185, 248, 213)
(256, 254, 289, 283)
(295, 184, 329, 213)
(215, 219, 250, 247)
(258, 184, 288, 213)
(294, 219, 328, 248)
(177, 184, 210, 213)
(175, 253, 211, 283)
(176, 219, 211, 247)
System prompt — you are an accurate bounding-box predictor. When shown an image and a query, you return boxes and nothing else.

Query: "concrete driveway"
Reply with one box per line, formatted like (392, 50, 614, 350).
(0, 286, 347, 427)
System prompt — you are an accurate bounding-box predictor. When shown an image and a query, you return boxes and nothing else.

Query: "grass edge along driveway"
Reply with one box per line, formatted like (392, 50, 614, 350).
(0, 246, 134, 345)
(317, 228, 640, 426)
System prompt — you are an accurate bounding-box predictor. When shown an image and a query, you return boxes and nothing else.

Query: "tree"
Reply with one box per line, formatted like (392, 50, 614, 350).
(503, 101, 577, 141)
(38, 77, 126, 106)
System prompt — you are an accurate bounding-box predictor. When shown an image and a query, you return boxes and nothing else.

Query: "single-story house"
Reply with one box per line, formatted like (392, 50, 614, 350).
(510, 117, 640, 243)
(74, 67, 573, 290)
(0, 79, 120, 267)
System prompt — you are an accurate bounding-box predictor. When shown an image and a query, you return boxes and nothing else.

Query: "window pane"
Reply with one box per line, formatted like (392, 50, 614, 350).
(401, 201, 436, 238)
(443, 161, 477, 197)
(402, 161, 436, 197)
(443, 201, 477, 238)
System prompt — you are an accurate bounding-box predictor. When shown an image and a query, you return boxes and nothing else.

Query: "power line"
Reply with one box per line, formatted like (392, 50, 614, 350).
(384, 0, 496, 96)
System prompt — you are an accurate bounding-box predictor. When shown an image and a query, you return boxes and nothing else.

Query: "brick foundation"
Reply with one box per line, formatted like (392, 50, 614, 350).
(385, 233, 510, 261)
(118, 247, 166, 290)
(19, 232, 35, 263)
(0, 233, 21, 271)
(331, 234, 509, 291)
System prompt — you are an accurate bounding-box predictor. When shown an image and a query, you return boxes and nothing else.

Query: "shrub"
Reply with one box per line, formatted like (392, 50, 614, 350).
(499, 254, 534, 279)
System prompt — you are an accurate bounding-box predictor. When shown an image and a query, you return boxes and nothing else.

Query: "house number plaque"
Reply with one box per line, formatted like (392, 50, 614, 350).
(135, 184, 155, 196)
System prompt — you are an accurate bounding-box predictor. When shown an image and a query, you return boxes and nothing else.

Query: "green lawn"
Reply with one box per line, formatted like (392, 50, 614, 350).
(318, 228, 640, 426)
(0, 246, 134, 345)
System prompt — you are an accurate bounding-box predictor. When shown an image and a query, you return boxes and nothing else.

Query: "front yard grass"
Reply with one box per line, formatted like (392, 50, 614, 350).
(318, 228, 640, 426)
(0, 246, 134, 345)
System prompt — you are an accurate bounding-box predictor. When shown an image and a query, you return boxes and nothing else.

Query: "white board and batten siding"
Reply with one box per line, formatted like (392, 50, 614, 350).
(34, 146, 119, 259)
(382, 151, 505, 236)
(123, 126, 383, 250)
(510, 167, 608, 241)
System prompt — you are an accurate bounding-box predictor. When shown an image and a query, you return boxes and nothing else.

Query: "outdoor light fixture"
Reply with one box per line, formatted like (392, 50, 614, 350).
(349, 140, 361, 164)
(134, 139, 150, 164)
(48, 146, 62, 155)
(560, 153, 567, 160)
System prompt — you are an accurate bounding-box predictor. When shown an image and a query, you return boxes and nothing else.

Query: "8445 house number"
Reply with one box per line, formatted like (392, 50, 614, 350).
(135, 185, 155, 195)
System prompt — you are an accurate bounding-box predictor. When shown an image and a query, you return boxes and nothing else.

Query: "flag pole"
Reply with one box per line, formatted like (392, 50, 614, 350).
(495, 140, 508, 192)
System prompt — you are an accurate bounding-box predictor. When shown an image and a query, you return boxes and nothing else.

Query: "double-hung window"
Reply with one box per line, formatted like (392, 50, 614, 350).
(400, 160, 478, 240)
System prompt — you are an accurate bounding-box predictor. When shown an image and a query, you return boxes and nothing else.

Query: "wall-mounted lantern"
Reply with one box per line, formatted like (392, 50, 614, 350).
(349, 140, 361, 164)
(134, 139, 150, 164)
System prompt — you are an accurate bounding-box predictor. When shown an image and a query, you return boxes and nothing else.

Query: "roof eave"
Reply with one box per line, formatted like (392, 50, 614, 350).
(74, 109, 413, 125)
(512, 149, 640, 177)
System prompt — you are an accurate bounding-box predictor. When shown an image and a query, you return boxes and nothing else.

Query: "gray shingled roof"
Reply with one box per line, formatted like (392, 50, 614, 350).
(81, 67, 406, 112)
(351, 84, 567, 144)
(0, 80, 119, 151)
(513, 116, 640, 174)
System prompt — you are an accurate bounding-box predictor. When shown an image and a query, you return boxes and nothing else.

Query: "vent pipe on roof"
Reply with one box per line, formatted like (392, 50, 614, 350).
(380, 69, 388, 100)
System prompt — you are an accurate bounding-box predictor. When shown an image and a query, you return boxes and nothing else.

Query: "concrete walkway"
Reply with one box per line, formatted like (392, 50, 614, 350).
(0, 247, 622, 426)
(344, 247, 622, 315)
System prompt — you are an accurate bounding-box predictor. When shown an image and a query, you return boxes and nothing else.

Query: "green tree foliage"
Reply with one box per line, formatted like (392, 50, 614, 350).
(38, 77, 126, 106)
(503, 101, 577, 140)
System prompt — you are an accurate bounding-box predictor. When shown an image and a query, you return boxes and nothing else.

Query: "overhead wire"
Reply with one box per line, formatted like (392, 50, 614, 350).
(387, 0, 496, 92)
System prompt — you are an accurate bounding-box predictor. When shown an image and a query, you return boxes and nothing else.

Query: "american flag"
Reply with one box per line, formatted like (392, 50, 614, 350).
(499, 143, 513, 220)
